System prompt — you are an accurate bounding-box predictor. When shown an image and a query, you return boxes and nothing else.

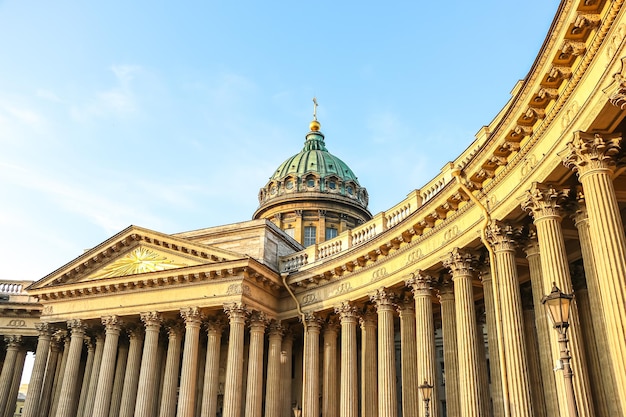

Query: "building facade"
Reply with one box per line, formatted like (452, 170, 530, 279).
(1, 1, 626, 417)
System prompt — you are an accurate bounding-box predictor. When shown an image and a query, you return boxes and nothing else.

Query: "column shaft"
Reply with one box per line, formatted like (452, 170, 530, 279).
(564, 132, 626, 413)
(93, 316, 122, 417)
(280, 333, 294, 417)
(265, 323, 284, 417)
(119, 327, 144, 417)
(444, 249, 483, 417)
(56, 320, 86, 417)
(222, 303, 248, 417)
(360, 311, 377, 417)
(302, 314, 321, 417)
(486, 223, 534, 417)
(244, 313, 267, 417)
(177, 308, 204, 417)
(371, 289, 397, 417)
(480, 272, 503, 417)
(523, 303, 547, 417)
(200, 320, 224, 417)
(77, 339, 95, 417)
(438, 281, 460, 417)
(4, 347, 27, 417)
(0, 336, 22, 416)
(109, 341, 129, 417)
(84, 334, 105, 417)
(37, 337, 61, 417)
(158, 323, 182, 417)
(409, 274, 439, 417)
(23, 325, 52, 417)
(524, 236, 560, 417)
(322, 320, 339, 417)
(134, 312, 162, 417)
(336, 303, 358, 417)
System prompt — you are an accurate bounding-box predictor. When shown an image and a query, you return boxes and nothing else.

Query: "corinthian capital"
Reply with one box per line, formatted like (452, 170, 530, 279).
(562, 131, 622, 176)
(521, 182, 570, 221)
(406, 270, 435, 295)
(443, 248, 475, 277)
(485, 221, 522, 252)
(370, 288, 397, 310)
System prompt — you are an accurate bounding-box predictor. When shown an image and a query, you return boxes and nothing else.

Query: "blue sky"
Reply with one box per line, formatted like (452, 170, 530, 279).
(0, 1, 560, 282)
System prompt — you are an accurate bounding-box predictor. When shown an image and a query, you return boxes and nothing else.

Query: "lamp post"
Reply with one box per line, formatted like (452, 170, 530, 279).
(542, 282, 579, 417)
(418, 380, 433, 417)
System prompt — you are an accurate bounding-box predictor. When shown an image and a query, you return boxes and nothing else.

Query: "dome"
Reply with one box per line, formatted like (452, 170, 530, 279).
(253, 113, 372, 246)
(255, 121, 370, 212)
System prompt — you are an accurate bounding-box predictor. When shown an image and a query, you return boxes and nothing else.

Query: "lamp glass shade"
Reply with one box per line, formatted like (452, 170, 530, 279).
(418, 380, 433, 401)
(542, 283, 573, 331)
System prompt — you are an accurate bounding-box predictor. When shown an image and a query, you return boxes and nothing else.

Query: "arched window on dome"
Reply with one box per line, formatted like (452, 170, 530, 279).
(325, 176, 340, 193)
(305, 175, 318, 190)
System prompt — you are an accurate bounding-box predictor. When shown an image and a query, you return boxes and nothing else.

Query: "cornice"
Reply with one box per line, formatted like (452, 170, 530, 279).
(29, 258, 282, 303)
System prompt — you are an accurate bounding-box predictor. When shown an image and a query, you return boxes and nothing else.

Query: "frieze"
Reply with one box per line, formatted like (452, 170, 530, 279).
(405, 248, 422, 265)
(226, 283, 251, 296)
(520, 154, 537, 178)
(331, 282, 352, 297)
(371, 267, 388, 282)
(301, 293, 317, 306)
(6, 319, 26, 327)
(42, 306, 53, 315)
(443, 225, 459, 243)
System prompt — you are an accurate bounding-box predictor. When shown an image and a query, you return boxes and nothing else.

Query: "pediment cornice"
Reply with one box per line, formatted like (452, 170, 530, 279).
(28, 257, 282, 303)
(27, 225, 243, 291)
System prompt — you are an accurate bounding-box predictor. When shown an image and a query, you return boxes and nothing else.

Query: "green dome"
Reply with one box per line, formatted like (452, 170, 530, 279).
(270, 131, 360, 185)
(256, 124, 369, 210)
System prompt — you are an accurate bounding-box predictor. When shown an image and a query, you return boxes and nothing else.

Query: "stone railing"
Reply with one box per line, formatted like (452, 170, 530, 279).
(280, 191, 424, 272)
(0, 280, 37, 303)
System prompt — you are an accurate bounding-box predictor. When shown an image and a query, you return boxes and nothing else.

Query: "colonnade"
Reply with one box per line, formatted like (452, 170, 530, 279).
(0, 134, 623, 417)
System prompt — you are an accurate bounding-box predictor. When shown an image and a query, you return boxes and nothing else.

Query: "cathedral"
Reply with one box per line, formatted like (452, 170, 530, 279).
(2, 1, 626, 417)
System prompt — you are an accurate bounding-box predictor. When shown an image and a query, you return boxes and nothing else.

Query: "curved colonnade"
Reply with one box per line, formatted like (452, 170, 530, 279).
(1, 1, 626, 417)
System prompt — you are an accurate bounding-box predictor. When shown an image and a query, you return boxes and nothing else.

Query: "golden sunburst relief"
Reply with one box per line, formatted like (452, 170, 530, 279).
(89, 247, 189, 279)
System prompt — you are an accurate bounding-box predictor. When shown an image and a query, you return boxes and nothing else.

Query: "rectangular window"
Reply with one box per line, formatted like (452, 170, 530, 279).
(304, 226, 316, 247)
(325, 227, 338, 240)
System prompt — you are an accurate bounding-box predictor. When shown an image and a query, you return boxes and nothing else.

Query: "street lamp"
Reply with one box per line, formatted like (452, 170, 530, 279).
(542, 282, 578, 417)
(418, 380, 433, 417)
(292, 405, 302, 417)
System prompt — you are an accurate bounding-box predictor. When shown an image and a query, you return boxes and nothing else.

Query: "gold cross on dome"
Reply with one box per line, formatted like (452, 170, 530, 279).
(313, 97, 318, 120)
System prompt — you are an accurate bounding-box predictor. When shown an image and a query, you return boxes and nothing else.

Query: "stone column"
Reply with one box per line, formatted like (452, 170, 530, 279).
(521, 287, 547, 417)
(77, 338, 95, 417)
(84, 333, 105, 417)
(407, 272, 439, 417)
(51, 335, 70, 417)
(134, 312, 162, 417)
(280, 331, 294, 417)
(438, 279, 460, 417)
(523, 230, 560, 417)
(195, 342, 207, 417)
(478, 266, 503, 417)
(22, 324, 53, 417)
(177, 307, 204, 417)
(0, 335, 22, 416)
(395, 295, 418, 417)
(360, 308, 377, 417)
(4, 344, 27, 417)
(265, 321, 284, 417)
(109, 339, 129, 417)
(486, 222, 534, 417)
(562, 131, 626, 413)
(222, 303, 248, 417)
(336, 303, 358, 417)
(572, 198, 619, 416)
(475, 311, 491, 417)
(37, 334, 61, 417)
(322, 317, 339, 417)
(302, 313, 322, 417)
(522, 183, 594, 417)
(119, 326, 144, 417)
(158, 322, 182, 417)
(571, 266, 610, 417)
(371, 288, 397, 417)
(200, 319, 224, 417)
(56, 320, 86, 417)
(443, 248, 484, 417)
(244, 312, 267, 417)
(93, 316, 122, 417)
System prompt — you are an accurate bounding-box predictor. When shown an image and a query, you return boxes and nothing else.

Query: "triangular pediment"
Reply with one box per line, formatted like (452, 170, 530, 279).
(28, 225, 245, 291)
(82, 245, 195, 281)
